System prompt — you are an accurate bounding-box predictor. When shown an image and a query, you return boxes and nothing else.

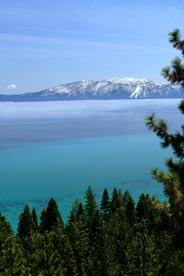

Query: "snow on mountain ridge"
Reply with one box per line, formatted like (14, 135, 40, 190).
(108, 77, 150, 84)
(38, 77, 183, 99)
(0, 77, 182, 102)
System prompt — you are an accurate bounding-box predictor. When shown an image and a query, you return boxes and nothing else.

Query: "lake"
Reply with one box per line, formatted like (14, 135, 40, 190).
(0, 99, 182, 231)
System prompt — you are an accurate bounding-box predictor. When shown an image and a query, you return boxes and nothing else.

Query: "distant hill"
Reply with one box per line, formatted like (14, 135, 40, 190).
(0, 78, 183, 101)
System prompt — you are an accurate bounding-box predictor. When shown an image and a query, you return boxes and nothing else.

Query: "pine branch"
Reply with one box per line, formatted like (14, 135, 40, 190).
(146, 114, 168, 139)
(161, 58, 184, 86)
(169, 29, 184, 55)
(151, 168, 171, 184)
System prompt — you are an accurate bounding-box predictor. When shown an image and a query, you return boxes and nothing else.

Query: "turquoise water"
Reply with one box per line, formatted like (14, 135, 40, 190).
(0, 133, 171, 231)
(0, 99, 182, 231)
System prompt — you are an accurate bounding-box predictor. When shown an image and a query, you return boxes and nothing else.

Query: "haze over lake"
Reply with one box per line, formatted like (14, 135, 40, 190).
(0, 99, 182, 230)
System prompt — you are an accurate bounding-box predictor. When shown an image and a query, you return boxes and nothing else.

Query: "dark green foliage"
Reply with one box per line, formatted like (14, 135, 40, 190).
(76, 202, 86, 223)
(31, 207, 38, 232)
(0, 230, 31, 276)
(161, 29, 184, 85)
(68, 199, 82, 223)
(1, 188, 184, 275)
(0, 212, 12, 239)
(110, 188, 124, 214)
(137, 193, 148, 219)
(29, 231, 65, 276)
(124, 190, 136, 226)
(88, 210, 108, 276)
(49, 231, 77, 276)
(136, 194, 159, 228)
(40, 198, 64, 233)
(17, 205, 36, 239)
(125, 222, 161, 276)
(67, 217, 89, 275)
(40, 207, 47, 232)
(100, 188, 110, 220)
(66, 200, 89, 275)
(85, 186, 98, 223)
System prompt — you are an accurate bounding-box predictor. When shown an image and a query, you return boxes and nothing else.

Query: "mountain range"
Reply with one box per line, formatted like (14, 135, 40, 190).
(1, 78, 184, 101)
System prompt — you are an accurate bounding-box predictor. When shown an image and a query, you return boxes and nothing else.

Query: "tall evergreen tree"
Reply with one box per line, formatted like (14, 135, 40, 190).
(29, 231, 65, 276)
(32, 207, 39, 232)
(51, 231, 78, 276)
(68, 199, 82, 224)
(17, 205, 35, 239)
(110, 188, 124, 214)
(0, 212, 12, 240)
(105, 206, 131, 275)
(124, 190, 136, 226)
(88, 210, 108, 276)
(137, 194, 148, 220)
(40, 198, 64, 233)
(76, 202, 86, 223)
(125, 222, 161, 276)
(84, 186, 98, 223)
(67, 215, 90, 276)
(0, 235, 29, 276)
(146, 28, 184, 247)
(100, 188, 110, 220)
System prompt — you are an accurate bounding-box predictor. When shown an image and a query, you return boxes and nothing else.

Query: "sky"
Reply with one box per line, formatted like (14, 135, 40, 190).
(1, 0, 184, 94)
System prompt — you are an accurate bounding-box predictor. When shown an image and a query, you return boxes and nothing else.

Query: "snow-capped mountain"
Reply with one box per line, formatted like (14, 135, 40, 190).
(0, 78, 183, 101)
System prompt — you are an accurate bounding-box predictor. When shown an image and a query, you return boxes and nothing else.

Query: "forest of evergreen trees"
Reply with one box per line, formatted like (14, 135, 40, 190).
(0, 186, 184, 276)
(1, 28, 184, 275)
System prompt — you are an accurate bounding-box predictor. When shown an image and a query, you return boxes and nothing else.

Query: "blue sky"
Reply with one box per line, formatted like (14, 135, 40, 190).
(1, 0, 184, 94)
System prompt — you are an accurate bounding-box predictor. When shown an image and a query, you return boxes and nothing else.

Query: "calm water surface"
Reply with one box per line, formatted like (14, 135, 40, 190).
(0, 99, 182, 230)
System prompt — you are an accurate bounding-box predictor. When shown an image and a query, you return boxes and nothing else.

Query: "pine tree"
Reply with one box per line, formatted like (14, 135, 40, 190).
(29, 231, 65, 276)
(124, 190, 136, 226)
(146, 28, 184, 247)
(32, 207, 39, 232)
(68, 216, 89, 276)
(137, 194, 148, 220)
(50, 230, 78, 276)
(100, 188, 110, 220)
(76, 202, 86, 223)
(0, 212, 12, 240)
(125, 222, 161, 276)
(0, 235, 30, 276)
(88, 210, 108, 276)
(68, 199, 82, 224)
(40, 198, 64, 233)
(105, 206, 131, 275)
(17, 205, 35, 239)
(84, 186, 98, 223)
(67, 199, 89, 276)
(110, 188, 124, 214)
